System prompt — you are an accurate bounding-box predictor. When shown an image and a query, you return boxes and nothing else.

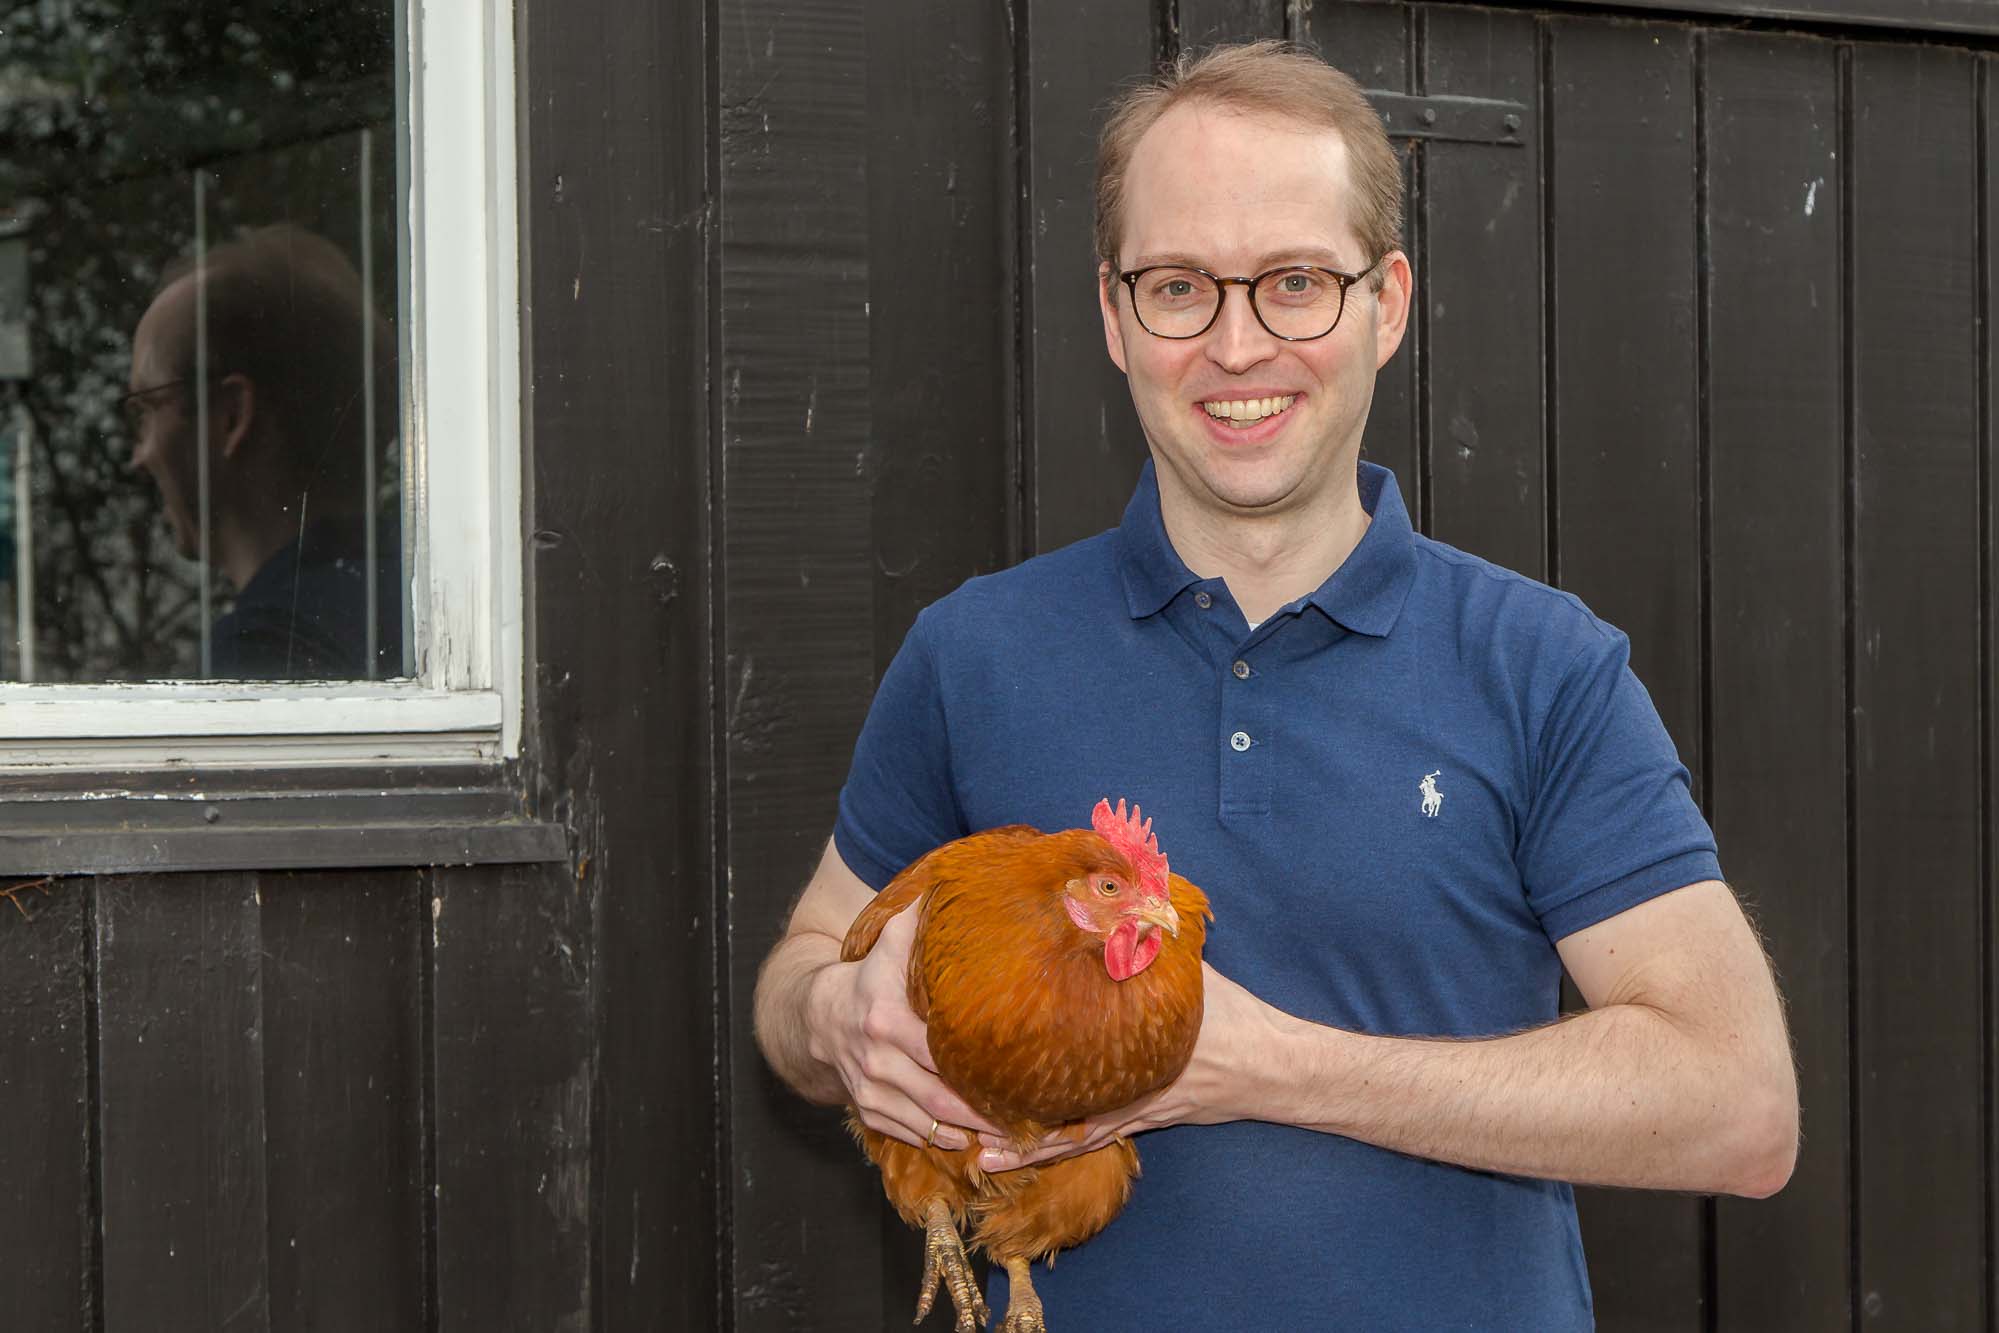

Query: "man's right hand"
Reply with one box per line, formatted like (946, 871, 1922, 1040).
(804, 902, 999, 1151)
(754, 836, 1003, 1151)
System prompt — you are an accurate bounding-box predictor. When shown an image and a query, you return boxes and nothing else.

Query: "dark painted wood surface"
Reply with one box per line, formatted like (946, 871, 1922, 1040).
(1986, 52, 1999, 1333)
(1546, 20, 1707, 1326)
(1509, 0, 1999, 36)
(1701, 29, 1849, 1331)
(260, 870, 426, 1329)
(0, 878, 92, 1333)
(1848, 42, 1985, 1331)
(95, 874, 272, 1332)
(1420, 4, 1544, 574)
(430, 862, 594, 1333)
(717, 0, 887, 1326)
(516, 0, 720, 1322)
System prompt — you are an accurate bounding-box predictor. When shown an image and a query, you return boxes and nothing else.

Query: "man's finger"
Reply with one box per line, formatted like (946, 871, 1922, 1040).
(887, 1055, 1015, 1135)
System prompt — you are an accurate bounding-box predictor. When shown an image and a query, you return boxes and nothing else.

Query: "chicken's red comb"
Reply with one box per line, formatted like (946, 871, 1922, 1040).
(1091, 797, 1169, 899)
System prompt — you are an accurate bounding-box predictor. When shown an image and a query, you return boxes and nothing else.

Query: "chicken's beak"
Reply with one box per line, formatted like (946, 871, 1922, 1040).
(1134, 898, 1181, 937)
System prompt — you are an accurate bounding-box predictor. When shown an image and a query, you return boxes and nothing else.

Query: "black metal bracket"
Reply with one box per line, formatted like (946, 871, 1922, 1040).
(1366, 92, 1528, 147)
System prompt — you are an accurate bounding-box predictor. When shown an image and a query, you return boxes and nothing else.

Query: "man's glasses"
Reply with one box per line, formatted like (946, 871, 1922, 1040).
(118, 373, 226, 434)
(1116, 260, 1380, 341)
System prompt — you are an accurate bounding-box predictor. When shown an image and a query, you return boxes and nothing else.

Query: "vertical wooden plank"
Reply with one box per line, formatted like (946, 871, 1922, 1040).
(1180, 0, 1286, 50)
(520, 0, 720, 1322)
(1023, 0, 1157, 554)
(1295, 1, 1418, 520)
(719, 0, 883, 1324)
(1987, 53, 1999, 1333)
(1546, 17, 1705, 1328)
(1849, 42, 1983, 1330)
(96, 873, 271, 1332)
(430, 863, 592, 1333)
(1422, 5, 1545, 577)
(865, 0, 1018, 1312)
(0, 879, 90, 1332)
(261, 869, 424, 1330)
(867, 0, 1016, 674)
(1702, 31, 1848, 1332)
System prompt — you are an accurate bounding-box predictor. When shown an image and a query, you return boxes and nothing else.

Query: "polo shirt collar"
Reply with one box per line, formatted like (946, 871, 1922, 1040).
(1116, 458, 1417, 638)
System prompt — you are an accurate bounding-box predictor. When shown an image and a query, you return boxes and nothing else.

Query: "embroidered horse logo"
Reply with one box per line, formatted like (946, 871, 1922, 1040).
(1419, 770, 1443, 818)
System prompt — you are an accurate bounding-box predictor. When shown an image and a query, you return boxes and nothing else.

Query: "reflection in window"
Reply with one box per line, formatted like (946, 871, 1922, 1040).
(0, 4, 405, 682)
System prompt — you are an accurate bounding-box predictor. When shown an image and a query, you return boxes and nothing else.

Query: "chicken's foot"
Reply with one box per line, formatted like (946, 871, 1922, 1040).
(916, 1197, 988, 1331)
(997, 1257, 1046, 1333)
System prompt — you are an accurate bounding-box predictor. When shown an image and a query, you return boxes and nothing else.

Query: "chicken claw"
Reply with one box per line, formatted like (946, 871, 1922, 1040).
(998, 1257, 1046, 1333)
(917, 1198, 988, 1331)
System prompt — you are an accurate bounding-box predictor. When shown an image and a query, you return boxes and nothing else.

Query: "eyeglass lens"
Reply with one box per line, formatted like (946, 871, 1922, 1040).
(1130, 267, 1350, 340)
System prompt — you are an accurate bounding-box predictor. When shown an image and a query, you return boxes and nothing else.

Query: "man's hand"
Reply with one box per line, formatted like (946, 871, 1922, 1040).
(976, 962, 1275, 1171)
(806, 903, 1002, 1152)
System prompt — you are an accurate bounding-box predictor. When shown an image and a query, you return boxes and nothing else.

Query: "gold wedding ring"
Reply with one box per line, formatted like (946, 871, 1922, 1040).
(924, 1116, 939, 1147)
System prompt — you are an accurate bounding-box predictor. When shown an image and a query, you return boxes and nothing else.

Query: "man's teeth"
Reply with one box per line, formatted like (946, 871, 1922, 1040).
(1202, 395, 1297, 425)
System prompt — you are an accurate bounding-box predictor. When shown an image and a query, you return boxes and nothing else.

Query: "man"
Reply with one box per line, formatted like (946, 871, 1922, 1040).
(125, 223, 401, 679)
(756, 41, 1796, 1330)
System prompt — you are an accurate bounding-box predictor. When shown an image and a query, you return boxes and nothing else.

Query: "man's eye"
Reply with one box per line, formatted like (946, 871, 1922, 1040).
(1164, 280, 1193, 297)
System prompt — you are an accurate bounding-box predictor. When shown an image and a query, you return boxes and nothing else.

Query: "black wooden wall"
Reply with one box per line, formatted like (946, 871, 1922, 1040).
(1, 1, 1995, 1331)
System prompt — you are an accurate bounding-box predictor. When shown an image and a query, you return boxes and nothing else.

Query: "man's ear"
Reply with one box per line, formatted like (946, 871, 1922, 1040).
(1098, 262, 1129, 374)
(1371, 250, 1414, 370)
(211, 373, 257, 460)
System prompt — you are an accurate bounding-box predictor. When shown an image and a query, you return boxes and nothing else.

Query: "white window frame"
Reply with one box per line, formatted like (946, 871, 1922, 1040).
(0, 0, 523, 773)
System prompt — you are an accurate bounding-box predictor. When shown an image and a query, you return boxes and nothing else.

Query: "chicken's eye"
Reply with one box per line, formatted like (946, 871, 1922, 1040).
(1096, 879, 1120, 897)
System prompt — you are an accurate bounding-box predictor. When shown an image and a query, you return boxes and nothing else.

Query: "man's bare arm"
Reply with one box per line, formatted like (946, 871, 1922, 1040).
(752, 837, 1000, 1148)
(987, 880, 1798, 1197)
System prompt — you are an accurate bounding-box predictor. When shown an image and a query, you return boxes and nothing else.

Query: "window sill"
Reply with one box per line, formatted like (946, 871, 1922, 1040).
(0, 779, 567, 876)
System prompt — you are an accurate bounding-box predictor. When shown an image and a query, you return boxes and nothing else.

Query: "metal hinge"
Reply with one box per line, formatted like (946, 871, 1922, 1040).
(1366, 92, 1528, 147)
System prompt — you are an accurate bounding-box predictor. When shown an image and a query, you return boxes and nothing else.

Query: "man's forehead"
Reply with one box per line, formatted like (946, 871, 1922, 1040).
(1118, 102, 1359, 263)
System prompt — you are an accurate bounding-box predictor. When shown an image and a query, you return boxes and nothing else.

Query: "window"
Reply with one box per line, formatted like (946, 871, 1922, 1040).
(0, 0, 521, 770)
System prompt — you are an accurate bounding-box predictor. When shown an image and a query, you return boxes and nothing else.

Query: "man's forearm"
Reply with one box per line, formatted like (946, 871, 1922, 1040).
(1236, 1001, 1796, 1196)
(752, 932, 849, 1106)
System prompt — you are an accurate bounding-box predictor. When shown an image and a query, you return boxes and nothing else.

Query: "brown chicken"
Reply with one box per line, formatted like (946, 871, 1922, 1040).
(841, 799, 1211, 1333)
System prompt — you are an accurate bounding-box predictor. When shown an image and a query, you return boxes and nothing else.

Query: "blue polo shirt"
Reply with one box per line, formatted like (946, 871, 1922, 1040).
(834, 459, 1719, 1331)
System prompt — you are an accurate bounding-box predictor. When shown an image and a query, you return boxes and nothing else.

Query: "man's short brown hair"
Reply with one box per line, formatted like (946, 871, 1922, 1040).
(1094, 40, 1403, 284)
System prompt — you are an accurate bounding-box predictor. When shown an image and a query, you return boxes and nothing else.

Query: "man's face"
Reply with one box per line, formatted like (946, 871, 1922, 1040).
(127, 283, 204, 560)
(1098, 102, 1410, 521)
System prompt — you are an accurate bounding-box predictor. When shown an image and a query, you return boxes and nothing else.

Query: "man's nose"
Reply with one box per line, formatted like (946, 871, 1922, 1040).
(1205, 283, 1278, 373)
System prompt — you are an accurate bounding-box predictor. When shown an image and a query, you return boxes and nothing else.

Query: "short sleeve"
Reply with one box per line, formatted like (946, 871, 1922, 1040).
(833, 612, 967, 891)
(1518, 629, 1721, 941)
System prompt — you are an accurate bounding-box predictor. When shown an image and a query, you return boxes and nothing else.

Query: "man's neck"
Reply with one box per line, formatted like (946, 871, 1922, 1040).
(1155, 467, 1372, 628)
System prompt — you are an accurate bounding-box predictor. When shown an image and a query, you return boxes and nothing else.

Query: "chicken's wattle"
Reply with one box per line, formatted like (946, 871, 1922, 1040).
(1103, 917, 1162, 980)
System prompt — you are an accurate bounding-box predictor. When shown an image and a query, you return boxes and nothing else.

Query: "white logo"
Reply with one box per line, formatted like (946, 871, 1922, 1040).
(1419, 770, 1443, 818)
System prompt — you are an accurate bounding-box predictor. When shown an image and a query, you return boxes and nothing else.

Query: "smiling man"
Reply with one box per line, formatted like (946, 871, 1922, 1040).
(756, 40, 1797, 1331)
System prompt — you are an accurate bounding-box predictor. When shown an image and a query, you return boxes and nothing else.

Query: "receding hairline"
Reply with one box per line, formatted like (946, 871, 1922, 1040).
(1113, 100, 1362, 252)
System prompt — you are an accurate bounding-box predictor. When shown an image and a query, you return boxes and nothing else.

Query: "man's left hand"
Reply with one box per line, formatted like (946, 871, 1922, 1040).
(976, 962, 1276, 1171)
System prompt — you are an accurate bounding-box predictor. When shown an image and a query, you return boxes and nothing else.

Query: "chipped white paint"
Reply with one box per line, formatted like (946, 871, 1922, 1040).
(1804, 177, 1823, 217)
(0, 0, 522, 772)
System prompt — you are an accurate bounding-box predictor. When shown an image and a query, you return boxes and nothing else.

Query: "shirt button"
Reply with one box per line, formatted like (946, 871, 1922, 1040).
(1231, 660, 1251, 679)
(1194, 591, 1213, 609)
(1229, 731, 1251, 752)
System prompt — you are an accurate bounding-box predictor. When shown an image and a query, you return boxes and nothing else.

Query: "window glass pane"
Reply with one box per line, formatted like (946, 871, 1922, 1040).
(0, 3, 407, 682)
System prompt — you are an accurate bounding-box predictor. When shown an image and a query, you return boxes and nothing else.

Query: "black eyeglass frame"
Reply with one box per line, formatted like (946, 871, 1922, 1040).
(117, 372, 233, 431)
(1115, 259, 1383, 342)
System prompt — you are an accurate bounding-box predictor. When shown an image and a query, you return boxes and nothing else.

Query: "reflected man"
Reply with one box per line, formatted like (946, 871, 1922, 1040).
(125, 223, 401, 679)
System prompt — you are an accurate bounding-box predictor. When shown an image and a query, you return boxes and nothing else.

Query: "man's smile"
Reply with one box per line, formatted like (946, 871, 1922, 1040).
(1200, 393, 1297, 426)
